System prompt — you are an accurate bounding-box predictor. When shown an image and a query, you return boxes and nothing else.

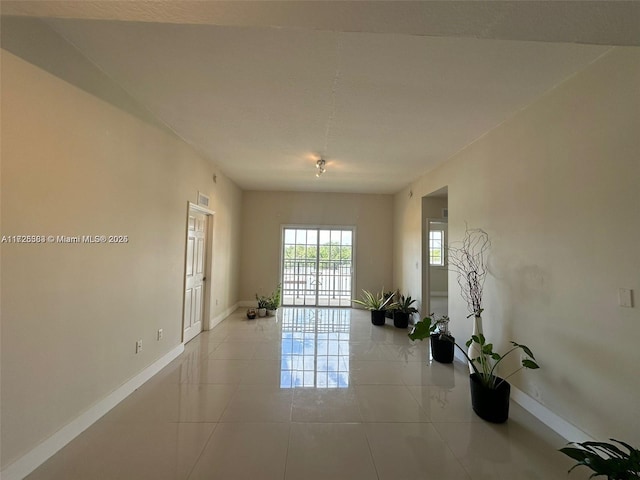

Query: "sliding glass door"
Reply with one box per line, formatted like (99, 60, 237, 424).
(281, 227, 354, 307)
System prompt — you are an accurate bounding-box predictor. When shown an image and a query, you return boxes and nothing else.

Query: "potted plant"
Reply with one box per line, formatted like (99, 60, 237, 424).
(409, 315, 456, 363)
(383, 290, 397, 319)
(352, 289, 397, 326)
(430, 315, 454, 363)
(255, 294, 268, 317)
(559, 439, 639, 479)
(409, 317, 539, 423)
(393, 294, 418, 329)
(266, 284, 281, 316)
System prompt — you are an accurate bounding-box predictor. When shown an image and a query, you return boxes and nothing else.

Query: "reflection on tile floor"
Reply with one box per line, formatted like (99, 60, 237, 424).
(27, 308, 586, 480)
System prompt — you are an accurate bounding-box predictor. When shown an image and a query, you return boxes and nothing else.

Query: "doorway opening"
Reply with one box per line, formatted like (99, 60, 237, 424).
(281, 227, 354, 307)
(422, 188, 449, 319)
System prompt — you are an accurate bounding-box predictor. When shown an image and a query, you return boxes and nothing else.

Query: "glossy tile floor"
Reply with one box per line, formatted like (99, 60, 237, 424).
(28, 308, 584, 480)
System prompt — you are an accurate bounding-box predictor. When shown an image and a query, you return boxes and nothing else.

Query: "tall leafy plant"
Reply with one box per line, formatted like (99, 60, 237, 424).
(465, 333, 539, 389)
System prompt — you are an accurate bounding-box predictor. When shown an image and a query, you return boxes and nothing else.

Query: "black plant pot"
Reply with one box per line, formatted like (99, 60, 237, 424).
(371, 309, 386, 326)
(393, 311, 409, 329)
(430, 334, 454, 363)
(469, 373, 511, 423)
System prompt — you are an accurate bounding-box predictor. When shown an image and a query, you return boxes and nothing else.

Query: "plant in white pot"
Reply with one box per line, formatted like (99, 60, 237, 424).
(448, 226, 490, 371)
(255, 294, 269, 317)
(266, 284, 281, 316)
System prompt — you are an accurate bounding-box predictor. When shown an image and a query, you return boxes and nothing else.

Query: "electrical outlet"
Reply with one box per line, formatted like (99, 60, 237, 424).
(135, 340, 143, 354)
(157, 329, 163, 341)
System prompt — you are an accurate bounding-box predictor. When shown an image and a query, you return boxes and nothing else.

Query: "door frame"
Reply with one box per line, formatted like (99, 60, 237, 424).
(182, 202, 215, 343)
(423, 218, 448, 319)
(280, 224, 356, 307)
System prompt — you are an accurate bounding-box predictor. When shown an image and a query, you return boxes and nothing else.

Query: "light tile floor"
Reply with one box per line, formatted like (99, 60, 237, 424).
(27, 307, 586, 480)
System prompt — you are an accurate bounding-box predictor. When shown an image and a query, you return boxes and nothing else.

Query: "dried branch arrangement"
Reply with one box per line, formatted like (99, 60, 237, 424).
(448, 227, 491, 318)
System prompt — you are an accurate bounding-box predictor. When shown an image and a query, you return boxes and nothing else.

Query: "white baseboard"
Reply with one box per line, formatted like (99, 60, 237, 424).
(1, 344, 185, 480)
(510, 385, 594, 443)
(208, 302, 239, 330)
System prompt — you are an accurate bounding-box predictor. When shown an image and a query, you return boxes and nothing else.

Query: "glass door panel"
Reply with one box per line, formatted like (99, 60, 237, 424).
(282, 227, 353, 307)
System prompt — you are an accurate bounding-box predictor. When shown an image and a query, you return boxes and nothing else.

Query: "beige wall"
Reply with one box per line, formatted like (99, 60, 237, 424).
(240, 191, 393, 303)
(0, 50, 242, 468)
(394, 47, 640, 443)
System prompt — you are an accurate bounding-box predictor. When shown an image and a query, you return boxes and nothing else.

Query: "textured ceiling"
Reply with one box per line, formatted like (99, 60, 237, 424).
(3, 1, 637, 193)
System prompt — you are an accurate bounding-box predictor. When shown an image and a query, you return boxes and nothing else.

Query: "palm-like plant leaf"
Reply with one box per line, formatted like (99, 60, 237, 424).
(351, 290, 393, 310)
(560, 439, 640, 479)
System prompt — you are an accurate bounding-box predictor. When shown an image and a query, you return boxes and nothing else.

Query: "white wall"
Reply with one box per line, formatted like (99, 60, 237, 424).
(394, 47, 640, 443)
(239, 191, 393, 304)
(0, 48, 242, 469)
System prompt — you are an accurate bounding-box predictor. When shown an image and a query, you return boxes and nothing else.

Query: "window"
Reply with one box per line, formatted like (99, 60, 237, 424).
(429, 230, 445, 266)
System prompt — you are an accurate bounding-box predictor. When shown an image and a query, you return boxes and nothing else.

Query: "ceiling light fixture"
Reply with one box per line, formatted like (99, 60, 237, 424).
(316, 158, 326, 177)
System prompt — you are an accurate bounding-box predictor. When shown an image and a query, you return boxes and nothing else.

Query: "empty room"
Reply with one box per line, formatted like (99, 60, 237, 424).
(1, 2, 639, 480)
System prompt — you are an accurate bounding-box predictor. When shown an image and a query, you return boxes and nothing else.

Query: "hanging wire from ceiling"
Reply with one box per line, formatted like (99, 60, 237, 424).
(317, 33, 342, 178)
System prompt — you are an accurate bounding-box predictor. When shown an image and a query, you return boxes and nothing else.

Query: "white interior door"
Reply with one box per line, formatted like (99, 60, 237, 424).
(183, 209, 207, 343)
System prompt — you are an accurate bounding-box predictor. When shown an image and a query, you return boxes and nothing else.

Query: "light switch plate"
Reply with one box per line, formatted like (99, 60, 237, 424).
(618, 288, 633, 308)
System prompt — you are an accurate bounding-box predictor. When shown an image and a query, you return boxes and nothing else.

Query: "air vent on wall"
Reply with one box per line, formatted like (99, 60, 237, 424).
(442, 208, 448, 218)
(197, 192, 210, 208)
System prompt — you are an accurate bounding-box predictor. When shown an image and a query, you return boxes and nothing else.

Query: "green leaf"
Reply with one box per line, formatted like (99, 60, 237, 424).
(408, 320, 432, 342)
(482, 343, 494, 354)
(465, 339, 472, 348)
(559, 440, 640, 478)
(522, 359, 539, 369)
(512, 342, 536, 360)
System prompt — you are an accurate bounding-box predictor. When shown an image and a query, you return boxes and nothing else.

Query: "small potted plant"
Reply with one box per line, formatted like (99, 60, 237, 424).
(393, 294, 418, 329)
(409, 317, 539, 423)
(255, 294, 268, 317)
(266, 284, 281, 316)
(409, 316, 453, 363)
(410, 315, 456, 363)
(352, 289, 397, 326)
(559, 438, 639, 479)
